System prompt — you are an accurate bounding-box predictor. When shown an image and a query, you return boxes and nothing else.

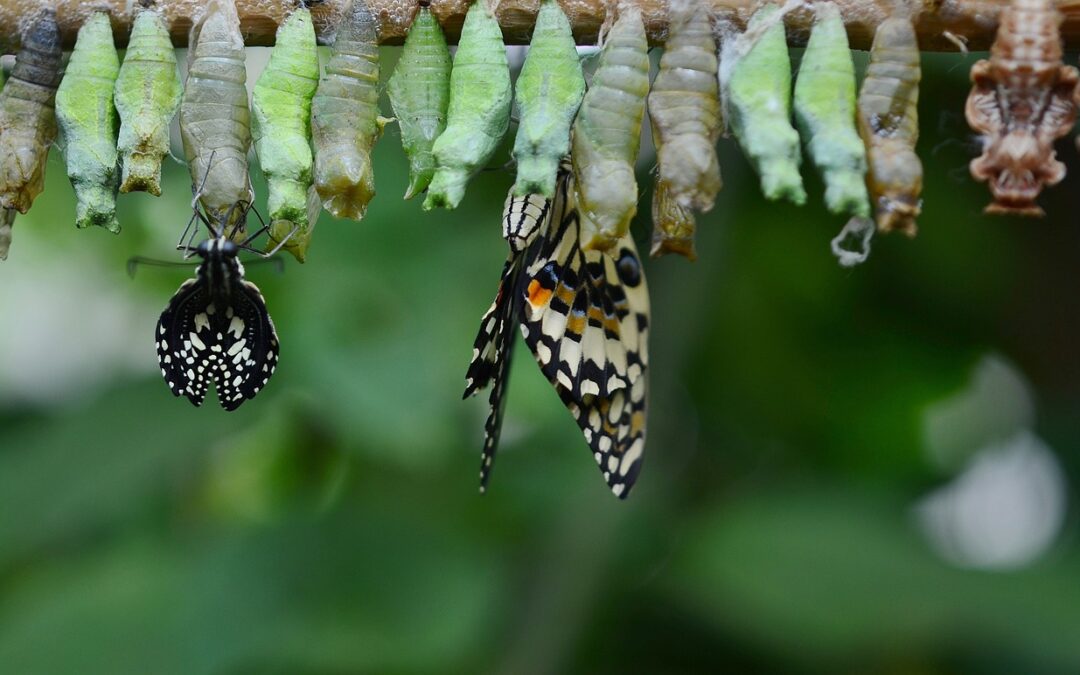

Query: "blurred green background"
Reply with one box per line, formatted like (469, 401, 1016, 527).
(1, 46, 1079, 674)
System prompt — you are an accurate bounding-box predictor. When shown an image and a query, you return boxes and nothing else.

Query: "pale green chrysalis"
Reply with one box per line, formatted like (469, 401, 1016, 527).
(253, 7, 320, 262)
(115, 8, 182, 196)
(793, 2, 870, 219)
(648, 0, 721, 215)
(180, 0, 252, 240)
(387, 4, 451, 200)
(0, 10, 62, 215)
(724, 4, 806, 205)
(56, 11, 121, 233)
(311, 0, 383, 221)
(423, 1, 512, 210)
(571, 4, 650, 252)
(511, 0, 584, 199)
(650, 179, 697, 260)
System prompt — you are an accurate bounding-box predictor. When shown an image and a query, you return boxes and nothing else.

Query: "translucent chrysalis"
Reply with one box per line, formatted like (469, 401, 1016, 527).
(311, 0, 383, 221)
(511, 0, 585, 199)
(253, 6, 320, 261)
(0, 10, 62, 215)
(423, 1, 512, 210)
(56, 11, 121, 233)
(115, 7, 182, 196)
(571, 4, 650, 251)
(651, 180, 697, 260)
(724, 4, 806, 205)
(387, 3, 451, 200)
(792, 2, 870, 219)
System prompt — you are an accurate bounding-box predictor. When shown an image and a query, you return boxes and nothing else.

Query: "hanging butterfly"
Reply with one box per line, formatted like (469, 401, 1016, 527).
(464, 164, 650, 499)
(155, 200, 283, 411)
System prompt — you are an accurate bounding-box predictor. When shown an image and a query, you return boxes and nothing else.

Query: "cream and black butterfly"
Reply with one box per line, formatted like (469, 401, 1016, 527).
(465, 165, 650, 498)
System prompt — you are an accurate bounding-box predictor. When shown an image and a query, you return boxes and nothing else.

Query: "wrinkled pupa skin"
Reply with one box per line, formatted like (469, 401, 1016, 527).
(0, 11, 62, 214)
(726, 4, 805, 205)
(253, 7, 320, 261)
(648, 0, 721, 214)
(115, 8, 182, 196)
(311, 0, 383, 221)
(793, 2, 870, 219)
(857, 17, 922, 236)
(571, 5, 650, 251)
(387, 4, 451, 200)
(511, 0, 585, 199)
(651, 179, 697, 260)
(423, 1, 512, 210)
(966, 0, 1078, 216)
(180, 0, 252, 240)
(56, 11, 121, 233)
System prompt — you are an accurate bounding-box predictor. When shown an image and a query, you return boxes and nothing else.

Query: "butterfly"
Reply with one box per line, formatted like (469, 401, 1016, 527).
(464, 165, 650, 498)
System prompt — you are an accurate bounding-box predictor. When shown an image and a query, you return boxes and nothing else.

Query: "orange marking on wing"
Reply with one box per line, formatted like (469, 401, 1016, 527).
(527, 280, 552, 308)
(566, 312, 586, 336)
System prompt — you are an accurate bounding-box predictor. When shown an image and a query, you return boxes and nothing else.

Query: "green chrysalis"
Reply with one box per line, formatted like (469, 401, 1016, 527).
(115, 8, 182, 196)
(511, 0, 584, 199)
(311, 0, 383, 222)
(648, 0, 721, 214)
(387, 4, 451, 200)
(180, 0, 252, 239)
(792, 2, 870, 218)
(423, 1, 511, 210)
(650, 179, 697, 260)
(724, 4, 806, 205)
(0, 10, 62, 215)
(56, 11, 121, 233)
(253, 7, 320, 262)
(571, 4, 650, 252)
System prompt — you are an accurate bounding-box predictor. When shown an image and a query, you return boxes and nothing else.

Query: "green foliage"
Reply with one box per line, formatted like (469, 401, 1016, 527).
(726, 4, 806, 205)
(793, 2, 870, 218)
(570, 5, 649, 251)
(115, 9, 182, 197)
(387, 6, 451, 200)
(252, 7, 320, 262)
(311, 0, 382, 222)
(511, 0, 584, 199)
(423, 1, 511, 211)
(56, 11, 121, 233)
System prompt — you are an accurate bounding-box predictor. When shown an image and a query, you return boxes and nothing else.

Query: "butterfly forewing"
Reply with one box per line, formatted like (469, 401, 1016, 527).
(157, 278, 212, 406)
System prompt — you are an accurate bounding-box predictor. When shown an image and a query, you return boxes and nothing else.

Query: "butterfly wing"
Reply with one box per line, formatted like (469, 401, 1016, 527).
(561, 374, 647, 498)
(156, 278, 213, 407)
(211, 280, 280, 411)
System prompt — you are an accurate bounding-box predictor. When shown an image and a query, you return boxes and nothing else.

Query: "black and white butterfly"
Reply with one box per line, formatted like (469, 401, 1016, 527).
(465, 163, 650, 499)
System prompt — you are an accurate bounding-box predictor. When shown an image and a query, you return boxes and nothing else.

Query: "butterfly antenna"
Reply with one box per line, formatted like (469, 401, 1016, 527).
(127, 256, 199, 278)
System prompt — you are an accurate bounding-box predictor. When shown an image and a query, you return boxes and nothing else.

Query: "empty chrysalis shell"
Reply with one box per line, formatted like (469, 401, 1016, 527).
(651, 179, 697, 260)
(792, 2, 870, 219)
(311, 0, 383, 221)
(253, 6, 320, 261)
(0, 10, 62, 215)
(648, 0, 721, 215)
(180, 0, 253, 240)
(725, 4, 805, 205)
(387, 4, 451, 200)
(511, 0, 585, 199)
(571, 4, 650, 252)
(56, 11, 121, 233)
(423, 1, 512, 210)
(966, 0, 1078, 216)
(857, 17, 922, 236)
(115, 8, 182, 196)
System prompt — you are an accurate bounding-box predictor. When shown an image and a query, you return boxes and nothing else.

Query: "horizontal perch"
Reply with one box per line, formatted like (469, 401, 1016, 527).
(0, 0, 1069, 52)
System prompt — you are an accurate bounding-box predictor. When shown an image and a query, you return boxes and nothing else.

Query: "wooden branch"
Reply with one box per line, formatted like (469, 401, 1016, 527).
(0, 0, 1071, 53)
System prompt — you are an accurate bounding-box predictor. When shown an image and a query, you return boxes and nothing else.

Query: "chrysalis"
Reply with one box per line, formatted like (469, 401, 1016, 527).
(650, 179, 697, 260)
(180, 0, 252, 240)
(511, 0, 585, 199)
(115, 7, 182, 196)
(857, 16, 922, 236)
(571, 4, 649, 251)
(724, 4, 805, 205)
(253, 6, 320, 261)
(648, 0, 721, 214)
(387, 2, 451, 200)
(423, 1, 512, 210)
(792, 2, 870, 219)
(55, 11, 121, 233)
(966, 0, 1078, 216)
(0, 10, 62, 214)
(311, 0, 383, 221)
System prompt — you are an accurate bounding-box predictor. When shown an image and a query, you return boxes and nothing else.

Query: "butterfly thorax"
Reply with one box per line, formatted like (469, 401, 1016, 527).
(195, 237, 245, 303)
